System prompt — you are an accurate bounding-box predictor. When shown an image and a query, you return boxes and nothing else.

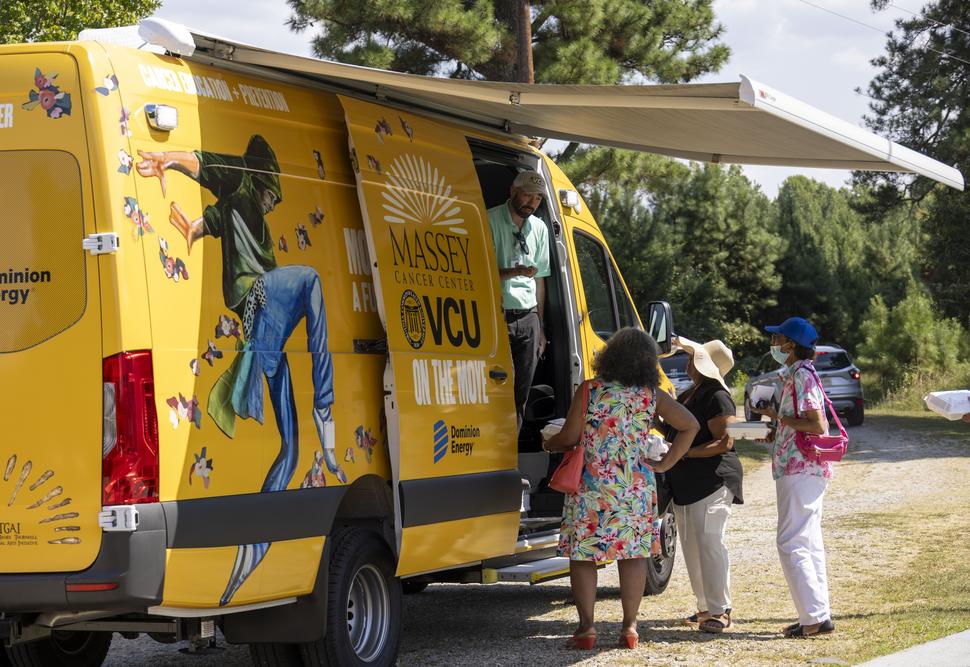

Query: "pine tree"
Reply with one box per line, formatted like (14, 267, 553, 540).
(861, 0, 970, 325)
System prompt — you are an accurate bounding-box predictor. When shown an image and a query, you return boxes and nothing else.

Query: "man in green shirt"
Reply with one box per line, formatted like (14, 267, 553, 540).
(487, 170, 551, 430)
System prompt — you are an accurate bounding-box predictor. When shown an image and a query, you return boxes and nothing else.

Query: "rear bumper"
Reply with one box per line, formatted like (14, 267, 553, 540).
(0, 503, 165, 613)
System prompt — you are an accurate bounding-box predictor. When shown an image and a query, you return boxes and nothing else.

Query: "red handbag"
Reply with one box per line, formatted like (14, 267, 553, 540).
(548, 381, 591, 495)
(790, 368, 849, 463)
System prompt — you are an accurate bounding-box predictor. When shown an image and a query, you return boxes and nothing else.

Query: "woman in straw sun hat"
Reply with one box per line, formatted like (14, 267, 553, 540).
(664, 337, 742, 634)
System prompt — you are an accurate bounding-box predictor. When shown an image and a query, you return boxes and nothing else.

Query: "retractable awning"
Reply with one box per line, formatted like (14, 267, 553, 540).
(159, 21, 965, 190)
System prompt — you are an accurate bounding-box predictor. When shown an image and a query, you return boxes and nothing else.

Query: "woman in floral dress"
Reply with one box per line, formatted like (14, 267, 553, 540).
(543, 328, 698, 649)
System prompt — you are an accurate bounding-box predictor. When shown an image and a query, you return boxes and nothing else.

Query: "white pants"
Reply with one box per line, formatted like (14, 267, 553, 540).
(673, 486, 734, 615)
(776, 473, 830, 625)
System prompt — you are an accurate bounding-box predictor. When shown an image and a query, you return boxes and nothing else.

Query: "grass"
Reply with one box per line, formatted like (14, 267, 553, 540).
(864, 362, 970, 413)
(827, 505, 970, 664)
(866, 408, 970, 443)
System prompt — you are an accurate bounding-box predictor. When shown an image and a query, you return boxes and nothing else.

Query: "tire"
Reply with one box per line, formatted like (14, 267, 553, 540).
(249, 642, 303, 666)
(401, 580, 429, 595)
(301, 527, 402, 667)
(644, 507, 676, 595)
(848, 404, 864, 427)
(743, 394, 753, 422)
(7, 631, 112, 667)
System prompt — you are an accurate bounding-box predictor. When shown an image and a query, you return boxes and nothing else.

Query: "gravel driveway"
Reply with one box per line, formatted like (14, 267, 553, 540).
(105, 414, 970, 666)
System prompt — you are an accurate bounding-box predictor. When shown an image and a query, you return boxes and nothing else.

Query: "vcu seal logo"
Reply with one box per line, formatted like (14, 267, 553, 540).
(400, 289, 426, 349)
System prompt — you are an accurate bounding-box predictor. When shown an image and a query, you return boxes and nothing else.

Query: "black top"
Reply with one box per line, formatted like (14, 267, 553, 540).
(665, 379, 744, 506)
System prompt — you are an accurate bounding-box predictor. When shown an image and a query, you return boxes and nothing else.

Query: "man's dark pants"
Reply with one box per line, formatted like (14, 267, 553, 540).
(506, 308, 540, 431)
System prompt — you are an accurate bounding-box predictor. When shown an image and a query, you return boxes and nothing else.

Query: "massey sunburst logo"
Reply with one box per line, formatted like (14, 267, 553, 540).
(3, 455, 80, 545)
(382, 154, 466, 235)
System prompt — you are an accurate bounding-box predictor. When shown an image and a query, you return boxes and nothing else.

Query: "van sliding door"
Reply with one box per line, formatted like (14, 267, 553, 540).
(339, 96, 520, 576)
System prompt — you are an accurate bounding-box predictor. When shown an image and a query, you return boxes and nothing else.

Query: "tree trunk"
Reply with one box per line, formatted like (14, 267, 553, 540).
(516, 0, 534, 84)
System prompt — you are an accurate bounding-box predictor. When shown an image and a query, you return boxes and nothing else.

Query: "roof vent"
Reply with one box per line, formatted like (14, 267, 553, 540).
(137, 17, 196, 57)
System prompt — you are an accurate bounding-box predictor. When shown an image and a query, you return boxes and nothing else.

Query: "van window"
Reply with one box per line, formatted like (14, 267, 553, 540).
(611, 259, 638, 329)
(0, 150, 87, 352)
(574, 231, 618, 340)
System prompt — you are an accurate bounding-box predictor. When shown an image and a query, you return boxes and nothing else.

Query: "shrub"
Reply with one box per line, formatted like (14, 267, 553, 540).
(857, 288, 970, 400)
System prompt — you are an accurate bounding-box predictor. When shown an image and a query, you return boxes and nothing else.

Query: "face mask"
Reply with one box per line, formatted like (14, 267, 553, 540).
(770, 345, 790, 365)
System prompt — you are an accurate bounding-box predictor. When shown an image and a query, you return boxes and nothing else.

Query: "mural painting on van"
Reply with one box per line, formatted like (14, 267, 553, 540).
(136, 135, 344, 606)
(2, 455, 80, 546)
(22, 69, 71, 119)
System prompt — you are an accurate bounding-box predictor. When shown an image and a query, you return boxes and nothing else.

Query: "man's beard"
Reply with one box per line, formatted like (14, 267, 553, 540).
(512, 201, 534, 218)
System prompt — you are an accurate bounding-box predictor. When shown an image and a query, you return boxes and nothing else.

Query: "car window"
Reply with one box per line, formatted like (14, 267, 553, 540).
(756, 353, 775, 375)
(815, 350, 852, 371)
(661, 353, 689, 376)
(574, 232, 618, 340)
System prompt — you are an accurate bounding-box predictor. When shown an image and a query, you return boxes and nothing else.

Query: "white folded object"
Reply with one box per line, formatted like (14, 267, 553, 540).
(726, 421, 772, 440)
(645, 433, 670, 460)
(540, 418, 566, 439)
(924, 390, 970, 421)
(749, 384, 775, 405)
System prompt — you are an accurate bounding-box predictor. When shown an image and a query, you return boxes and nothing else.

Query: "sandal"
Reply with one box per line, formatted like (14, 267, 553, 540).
(700, 613, 731, 634)
(683, 610, 709, 625)
(566, 630, 597, 650)
(618, 629, 638, 649)
(783, 618, 834, 638)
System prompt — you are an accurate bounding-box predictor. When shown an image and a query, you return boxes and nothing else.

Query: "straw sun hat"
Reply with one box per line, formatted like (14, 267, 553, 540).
(675, 337, 735, 392)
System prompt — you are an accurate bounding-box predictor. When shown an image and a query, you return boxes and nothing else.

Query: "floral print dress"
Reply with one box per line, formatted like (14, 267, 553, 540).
(772, 360, 833, 480)
(558, 379, 660, 561)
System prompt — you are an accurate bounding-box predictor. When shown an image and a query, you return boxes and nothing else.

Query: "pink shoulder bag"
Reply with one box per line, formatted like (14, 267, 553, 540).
(790, 368, 849, 463)
(548, 381, 591, 495)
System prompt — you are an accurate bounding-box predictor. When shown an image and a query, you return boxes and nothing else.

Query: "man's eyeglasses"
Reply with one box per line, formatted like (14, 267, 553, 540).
(512, 230, 528, 255)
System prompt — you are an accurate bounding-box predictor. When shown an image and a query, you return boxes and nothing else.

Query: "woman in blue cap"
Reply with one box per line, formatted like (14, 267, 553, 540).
(751, 317, 835, 638)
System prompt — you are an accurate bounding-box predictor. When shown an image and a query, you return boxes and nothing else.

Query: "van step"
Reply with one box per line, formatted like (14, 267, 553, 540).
(514, 532, 559, 554)
(482, 556, 571, 585)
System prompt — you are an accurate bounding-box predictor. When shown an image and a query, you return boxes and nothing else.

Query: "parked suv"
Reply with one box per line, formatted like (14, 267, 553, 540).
(744, 345, 864, 426)
(660, 350, 693, 397)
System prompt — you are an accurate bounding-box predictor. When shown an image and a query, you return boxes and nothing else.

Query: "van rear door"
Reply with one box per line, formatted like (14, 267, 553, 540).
(339, 96, 521, 576)
(0, 53, 103, 573)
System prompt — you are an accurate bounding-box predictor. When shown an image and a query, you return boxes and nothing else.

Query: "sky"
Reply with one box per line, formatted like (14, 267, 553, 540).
(152, 0, 915, 197)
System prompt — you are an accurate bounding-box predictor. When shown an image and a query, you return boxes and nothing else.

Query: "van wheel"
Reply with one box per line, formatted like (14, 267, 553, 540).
(644, 508, 676, 595)
(249, 642, 303, 666)
(7, 631, 112, 667)
(301, 527, 402, 667)
(848, 405, 864, 427)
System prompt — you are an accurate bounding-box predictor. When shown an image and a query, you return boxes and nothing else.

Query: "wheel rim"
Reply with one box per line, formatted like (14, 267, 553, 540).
(346, 563, 391, 662)
(653, 511, 677, 572)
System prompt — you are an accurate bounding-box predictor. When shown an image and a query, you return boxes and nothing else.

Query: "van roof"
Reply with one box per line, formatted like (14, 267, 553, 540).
(87, 19, 965, 191)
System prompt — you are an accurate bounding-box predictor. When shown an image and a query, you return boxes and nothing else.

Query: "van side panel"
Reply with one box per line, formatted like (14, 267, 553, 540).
(103, 46, 388, 608)
(0, 50, 103, 573)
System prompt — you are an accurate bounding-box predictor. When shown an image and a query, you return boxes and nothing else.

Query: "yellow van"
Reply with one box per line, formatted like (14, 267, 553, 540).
(0, 19, 961, 666)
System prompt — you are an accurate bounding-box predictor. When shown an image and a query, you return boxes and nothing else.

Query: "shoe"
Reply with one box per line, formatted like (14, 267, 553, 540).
(683, 610, 708, 625)
(784, 619, 834, 638)
(699, 613, 731, 634)
(567, 631, 596, 650)
(618, 630, 638, 649)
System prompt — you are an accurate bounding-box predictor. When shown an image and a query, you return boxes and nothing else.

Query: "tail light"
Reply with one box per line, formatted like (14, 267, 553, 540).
(850, 369, 860, 380)
(102, 351, 159, 505)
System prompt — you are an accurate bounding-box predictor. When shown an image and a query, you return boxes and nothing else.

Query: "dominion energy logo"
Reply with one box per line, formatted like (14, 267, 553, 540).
(400, 289, 426, 349)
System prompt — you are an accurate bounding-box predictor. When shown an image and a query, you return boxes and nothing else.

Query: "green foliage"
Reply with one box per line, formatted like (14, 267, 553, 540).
(286, 0, 729, 83)
(0, 0, 160, 43)
(861, 0, 970, 327)
(857, 288, 970, 398)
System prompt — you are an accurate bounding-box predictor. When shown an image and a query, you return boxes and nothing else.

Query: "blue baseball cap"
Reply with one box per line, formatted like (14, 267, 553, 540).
(765, 317, 818, 349)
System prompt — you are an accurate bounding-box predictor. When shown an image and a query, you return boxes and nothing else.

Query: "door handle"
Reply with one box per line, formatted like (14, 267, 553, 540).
(488, 367, 509, 382)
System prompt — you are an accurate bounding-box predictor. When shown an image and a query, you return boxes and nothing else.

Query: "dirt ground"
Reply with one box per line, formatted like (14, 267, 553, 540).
(106, 412, 970, 666)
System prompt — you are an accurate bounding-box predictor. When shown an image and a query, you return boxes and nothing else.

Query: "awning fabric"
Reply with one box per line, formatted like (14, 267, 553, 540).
(183, 27, 964, 190)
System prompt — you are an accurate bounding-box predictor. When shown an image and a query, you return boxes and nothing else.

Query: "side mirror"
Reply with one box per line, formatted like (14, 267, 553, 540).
(646, 301, 675, 355)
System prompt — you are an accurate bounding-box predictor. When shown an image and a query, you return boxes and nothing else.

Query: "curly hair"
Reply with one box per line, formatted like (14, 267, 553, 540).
(592, 327, 660, 388)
